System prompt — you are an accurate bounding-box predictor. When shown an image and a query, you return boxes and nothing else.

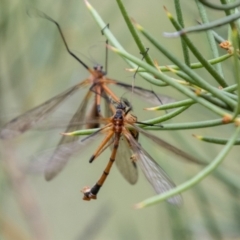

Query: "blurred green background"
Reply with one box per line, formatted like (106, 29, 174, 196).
(1, 0, 240, 240)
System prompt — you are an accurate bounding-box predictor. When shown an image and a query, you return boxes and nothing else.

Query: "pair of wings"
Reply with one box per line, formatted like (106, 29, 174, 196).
(1, 76, 202, 205)
(0, 76, 175, 174)
(31, 106, 183, 205)
(0, 78, 173, 140)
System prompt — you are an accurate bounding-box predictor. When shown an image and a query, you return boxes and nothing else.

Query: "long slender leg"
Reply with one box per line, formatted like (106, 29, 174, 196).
(101, 84, 119, 102)
(89, 130, 114, 163)
(82, 133, 120, 201)
(89, 83, 107, 115)
(101, 23, 110, 74)
(133, 48, 149, 79)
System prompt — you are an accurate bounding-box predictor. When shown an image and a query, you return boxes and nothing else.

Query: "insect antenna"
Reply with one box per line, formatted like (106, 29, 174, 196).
(101, 23, 110, 75)
(27, 8, 90, 71)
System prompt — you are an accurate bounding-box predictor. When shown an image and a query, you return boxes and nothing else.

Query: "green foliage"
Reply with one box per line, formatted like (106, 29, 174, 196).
(1, 0, 240, 240)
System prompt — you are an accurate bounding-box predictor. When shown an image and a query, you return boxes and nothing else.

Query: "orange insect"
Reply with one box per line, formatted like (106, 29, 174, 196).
(0, 11, 173, 181)
(55, 99, 200, 205)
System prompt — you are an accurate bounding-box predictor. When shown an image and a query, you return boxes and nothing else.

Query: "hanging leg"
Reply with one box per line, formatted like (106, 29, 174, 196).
(82, 134, 120, 200)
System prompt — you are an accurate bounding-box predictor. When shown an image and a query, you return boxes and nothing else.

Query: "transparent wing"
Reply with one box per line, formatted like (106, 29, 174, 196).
(124, 129, 182, 205)
(44, 90, 94, 181)
(133, 125, 203, 165)
(28, 127, 105, 179)
(112, 80, 175, 106)
(85, 101, 101, 129)
(114, 135, 138, 184)
(0, 81, 88, 140)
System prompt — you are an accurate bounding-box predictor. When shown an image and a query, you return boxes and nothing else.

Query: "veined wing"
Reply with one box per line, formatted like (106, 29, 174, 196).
(29, 125, 106, 179)
(124, 129, 182, 205)
(115, 135, 138, 184)
(133, 125, 203, 165)
(44, 90, 94, 181)
(109, 80, 175, 106)
(85, 100, 101, 129)
(104, 97, 138, 184)
(0, 81, 89, 140)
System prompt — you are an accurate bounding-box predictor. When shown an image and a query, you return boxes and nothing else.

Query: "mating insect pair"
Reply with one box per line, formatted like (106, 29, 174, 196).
(0, 10, 199, 204)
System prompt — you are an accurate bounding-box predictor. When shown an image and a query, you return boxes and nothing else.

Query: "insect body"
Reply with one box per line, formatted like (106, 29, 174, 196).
(0, 11, 173, 181)
(65, 100, 183, 205)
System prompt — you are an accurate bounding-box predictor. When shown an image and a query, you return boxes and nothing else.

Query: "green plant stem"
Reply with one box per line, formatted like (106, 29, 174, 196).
(211, 30, 226, 43)
(221, 0, 234, 15)
(222, 91, 238, 100)
(139, 72, 168, 86)
(69, 118, 231, 137)
(139, 106, 190, 126)
(232, 26, 240, 117)
(110, 45, 233, 117)
(220, 0, 240, 43)
(146, 99, 194, 110)
(168, 9, 228, 87)
(200, 94, 232, 110)
(133, 53, 232, 73)
(164, 11, 240, 37)
(135, 125, 240, 208)
(115, 0, 154, 66)
(85, 0, 167, 87)
(172, 70, 200, 86)
(195, 135, 240, 145)
(85, 0, 234, 116)
(174, 0, 190, 65)
(135, 23, 236, 107)
(195, 0, 224, 77)
(143, 119, 230, 130)
(198, 0, 240, 10)
(166, 54, 230, 71)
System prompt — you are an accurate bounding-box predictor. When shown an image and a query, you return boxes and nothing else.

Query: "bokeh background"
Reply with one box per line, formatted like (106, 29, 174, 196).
(1, 0, 240, 239)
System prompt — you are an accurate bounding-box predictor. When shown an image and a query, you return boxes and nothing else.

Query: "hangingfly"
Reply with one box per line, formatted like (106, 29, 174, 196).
(0, 10, 174, 181)
(60, 99, 201, 205)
